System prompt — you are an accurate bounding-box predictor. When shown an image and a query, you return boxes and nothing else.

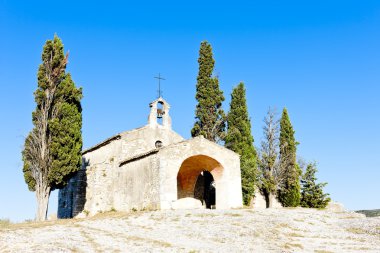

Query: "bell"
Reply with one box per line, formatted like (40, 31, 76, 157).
(157, 108, 164, 118)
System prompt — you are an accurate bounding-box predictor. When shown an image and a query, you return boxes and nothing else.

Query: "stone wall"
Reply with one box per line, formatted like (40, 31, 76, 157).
(79, 127, 175, 216)
(58, 176, 75, 218)
(112, 154, 160, 211)
(58, 125, 184, 217)
(58, 168, 87, 218)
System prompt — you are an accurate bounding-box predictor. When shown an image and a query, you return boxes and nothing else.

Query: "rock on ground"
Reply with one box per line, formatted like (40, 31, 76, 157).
(0, 208, 379, 253)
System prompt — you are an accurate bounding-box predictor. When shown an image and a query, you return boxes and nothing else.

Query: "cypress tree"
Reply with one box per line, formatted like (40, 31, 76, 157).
(301, 163, 331, 208)
(191, 41, 225, 142)
(278, 108, 301, 207)
(225, 82, 257, 205)
(49, 73, 83, 187)
(22, 35, 82, 221)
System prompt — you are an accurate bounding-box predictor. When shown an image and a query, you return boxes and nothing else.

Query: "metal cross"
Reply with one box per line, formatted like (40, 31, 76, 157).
(154, 73, 165, 98)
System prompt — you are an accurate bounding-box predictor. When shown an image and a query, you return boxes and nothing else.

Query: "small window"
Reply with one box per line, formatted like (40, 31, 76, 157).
(155, 140, 163, 148)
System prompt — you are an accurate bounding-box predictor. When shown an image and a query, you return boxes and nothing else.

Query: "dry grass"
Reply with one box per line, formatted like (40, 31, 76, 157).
(276, 223, 291, 229)
(194, 213, 216, 218)
(346, 227, 367, 235)
(287, 232, 304, 237)
(284, 242, 304, 249)
(0, 210, 129, 231)
(79, 228, 101, 251)
(126, 235, 172, 248)
(0, 219, 11, 227)
(90, 210, 130, 220)
(0, 218, 76, 231)
(340, 215, 358, 219)
(225, 213, 242, 217)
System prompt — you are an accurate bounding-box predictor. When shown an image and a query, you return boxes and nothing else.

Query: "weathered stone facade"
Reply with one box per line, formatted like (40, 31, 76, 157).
(58, 98, 243, 218)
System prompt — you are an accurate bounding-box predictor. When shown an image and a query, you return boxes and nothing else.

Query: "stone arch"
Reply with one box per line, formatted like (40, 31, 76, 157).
(176, 155, 223, 208)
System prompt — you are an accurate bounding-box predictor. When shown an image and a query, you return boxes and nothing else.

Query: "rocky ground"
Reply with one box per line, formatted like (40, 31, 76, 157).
(0, 208, 379, 253)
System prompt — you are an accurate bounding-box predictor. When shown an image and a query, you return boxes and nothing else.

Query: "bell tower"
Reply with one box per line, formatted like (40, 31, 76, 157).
(148, 97, 172, 129)
(148, 73, 172, 129)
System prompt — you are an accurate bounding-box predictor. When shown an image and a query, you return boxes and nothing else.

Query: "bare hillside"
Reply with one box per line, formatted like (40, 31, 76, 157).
(1, 208, 379, 252)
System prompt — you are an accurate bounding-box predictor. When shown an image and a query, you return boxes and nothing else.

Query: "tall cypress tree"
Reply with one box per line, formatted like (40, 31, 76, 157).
(225, 82, 257, 205)
(191, 41, 225, 142)
(22, 35, 82, 221)
(278, 108, 301, 207)
(49, 73, 83, 187)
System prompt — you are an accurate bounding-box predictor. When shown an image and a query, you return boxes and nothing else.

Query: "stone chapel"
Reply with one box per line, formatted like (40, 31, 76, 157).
(58, 97, 243, 218)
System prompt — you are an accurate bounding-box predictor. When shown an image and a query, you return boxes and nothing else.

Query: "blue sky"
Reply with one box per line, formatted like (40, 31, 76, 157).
(1, 1, 379, 221)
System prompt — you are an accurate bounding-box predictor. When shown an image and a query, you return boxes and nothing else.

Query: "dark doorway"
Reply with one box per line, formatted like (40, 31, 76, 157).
(194, 171, 215, 209)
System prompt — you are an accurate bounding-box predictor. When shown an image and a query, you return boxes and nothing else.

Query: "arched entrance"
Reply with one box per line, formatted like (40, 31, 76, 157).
(176, 155, 222, 209)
